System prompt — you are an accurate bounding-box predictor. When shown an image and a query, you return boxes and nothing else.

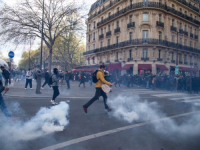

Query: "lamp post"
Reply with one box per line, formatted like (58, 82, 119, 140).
(40, 0, 44, 70)
(29, 37, 31, 69)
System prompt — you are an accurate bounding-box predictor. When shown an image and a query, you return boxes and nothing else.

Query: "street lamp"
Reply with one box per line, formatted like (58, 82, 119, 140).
(40, 0, 44, 70)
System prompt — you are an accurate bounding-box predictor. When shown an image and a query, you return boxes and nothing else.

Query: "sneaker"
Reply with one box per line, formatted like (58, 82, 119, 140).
(41, 87, 44, 89)
(83, 106, 87, 113)
(51, 100, 58, 105)
(31, 88, 33, 90)
(50, 100, 54, 103)
(25, 88, 27, 89)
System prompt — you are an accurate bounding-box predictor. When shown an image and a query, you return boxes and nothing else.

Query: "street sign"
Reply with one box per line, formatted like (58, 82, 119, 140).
(8, 51, 15, 58)
(175, 65, 179, 75)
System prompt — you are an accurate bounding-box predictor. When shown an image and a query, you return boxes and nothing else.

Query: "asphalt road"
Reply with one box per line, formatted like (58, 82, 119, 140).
(0, 81, 200, 150)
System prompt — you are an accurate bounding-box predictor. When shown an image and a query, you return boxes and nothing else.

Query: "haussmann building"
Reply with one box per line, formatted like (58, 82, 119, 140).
(81, 0, 200, 76)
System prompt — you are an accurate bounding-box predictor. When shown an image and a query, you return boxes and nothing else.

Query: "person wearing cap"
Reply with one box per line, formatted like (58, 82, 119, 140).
(50, 68, 60, 105)
(83, 65, 114, 113)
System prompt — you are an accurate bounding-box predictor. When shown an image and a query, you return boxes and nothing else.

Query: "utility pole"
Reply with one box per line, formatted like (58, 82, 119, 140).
(40, 0, 44, 70)
(29, 37, 31, 69)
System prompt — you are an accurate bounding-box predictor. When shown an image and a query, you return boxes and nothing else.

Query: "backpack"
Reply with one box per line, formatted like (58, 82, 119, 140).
(92, 70, 99, 83)
(49, 74, 54, 85)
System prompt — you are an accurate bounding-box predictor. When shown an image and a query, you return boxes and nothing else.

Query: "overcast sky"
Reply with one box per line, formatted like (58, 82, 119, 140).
(0, 0, 97, 66)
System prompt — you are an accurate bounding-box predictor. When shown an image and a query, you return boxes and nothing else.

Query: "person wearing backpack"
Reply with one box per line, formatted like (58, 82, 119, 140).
(25, 69, 33, 89)
(50, 68, 60, 105)
(83, 65, 114, 113)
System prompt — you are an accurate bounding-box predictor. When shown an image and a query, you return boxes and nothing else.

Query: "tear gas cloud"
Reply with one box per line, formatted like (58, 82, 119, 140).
(0, 102, 69, 146)
(108, 94, 200, 137)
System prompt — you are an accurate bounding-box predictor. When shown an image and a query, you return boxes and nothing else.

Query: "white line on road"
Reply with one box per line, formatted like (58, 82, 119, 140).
(170, 96, 200, 100)
(152, 93, 187, 97)
(182, 99, 200, 103)
(39, 111, 200, 150)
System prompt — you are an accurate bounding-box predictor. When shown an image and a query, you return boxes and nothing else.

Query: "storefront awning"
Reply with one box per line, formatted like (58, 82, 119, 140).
(156, 65, 168, 71)
(138, 64, 152, 70)
(171, 66, 197, 72)
(72, 68, 98, 72)
(122, 64, 133, 70)
(107, 63, 122, 72)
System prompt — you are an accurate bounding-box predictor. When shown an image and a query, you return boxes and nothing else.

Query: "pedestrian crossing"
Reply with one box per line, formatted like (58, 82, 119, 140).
(122, 89, 200, 105)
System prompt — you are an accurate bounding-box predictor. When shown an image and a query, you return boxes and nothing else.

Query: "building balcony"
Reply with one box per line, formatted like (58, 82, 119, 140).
(141, 57, 149, 61)
(179, 61, 183, 64)
(171, 26, 177, 32)
(115, 59, 119, 62)
(99, 34, 104, 39)
(106, 60, 110, 63)
(114, 27, 120, 34)
(127, 58, 133, 62)
(195, 35, 198, 40)
(179, 29, 184, 34)
(171, 60, 175, 63)
(156, 21, 164, 28)
(183, 31, 188, 36)
(190, 33, 193, 38)
(127, 22, 135, 28)
(194, 63, 197, 66)
(190, 63, 193, 65)
(176, 0, 199, 12)
(157, 58, 163, 61)
(184, 62, 188, 65)
(106, 31, 111, 37)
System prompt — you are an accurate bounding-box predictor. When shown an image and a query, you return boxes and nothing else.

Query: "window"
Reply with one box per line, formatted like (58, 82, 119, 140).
(172, 52, 174, 60)
(158, 14, 162, 22)
(184, 39, 187, 46)
(142, 49, 148, 58)
(190, 14, 193, 18)
(89, 34, 91, 42)
(108, 39, 110, 46)
(88, 58, 90, 65)
(129, 32, 133, 41)
(172, 35, 175, 42)
(129, 50, 132, 58)
(180, 38, 182, 44)
(172, 19, 175, 27)
(116, 52, 118, 60)
(172, 4, 175, 9)
(88, 46, 90, 51)
(93, 44, 95, 50)
(93, 57, 95, 64)
(179, 54, 182, 61)
(184, 55, 187, 63)
(190, 56, 192, 63)
(185, 25, 187, 32)
(143, 0, 148, 2)
(108, 25, 110, 32)
(130, 0, 133, 5)
(158, 50, 161, 59)
(108, 12, 111, 18)
(190, 41, 192, 47)
(143, 30, 148, 40)
(159, 32, 162, 40)
(194, 42, 196, 48)
(116, 36, 119, 44)
(117, 7, 120, 14)
(100, 42, 103, 48)
(93, 32, 95, 41)
(179, 22, 182, 29)
(94, 21, 96, 29)
(143, 13, 148, 21)
(107, 54, 110, 61)
(129, 15, 133, 23)
(101, 28, 103, 34)
(185, 11, 187, 15)
(117, 21, 119, 28)
(190, 27, 193, 33)
(89, 24, 91, 31)
(180, 8, 182, 13)
(195, 29, 197, 35)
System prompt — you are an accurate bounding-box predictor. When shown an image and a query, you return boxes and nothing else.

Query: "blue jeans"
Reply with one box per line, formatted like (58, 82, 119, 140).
(0, 94, 11, 118)
(66, 80, 70, 89)
(89, 79, 92, 86)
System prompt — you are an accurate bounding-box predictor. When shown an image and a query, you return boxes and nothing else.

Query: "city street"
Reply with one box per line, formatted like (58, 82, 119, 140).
(1, 81, 200, 150)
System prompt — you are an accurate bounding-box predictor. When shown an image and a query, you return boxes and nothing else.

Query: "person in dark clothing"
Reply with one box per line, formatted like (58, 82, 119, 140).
(1, 66, 10, 86)
(35, 70, 42, 94)
(65, 71, 71, 89)
(79, 72, 86, 87)
(83, 65, 114, 113)
(41, 69, 51, 89)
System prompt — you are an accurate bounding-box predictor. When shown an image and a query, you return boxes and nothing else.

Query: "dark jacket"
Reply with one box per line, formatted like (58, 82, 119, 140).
(44, 72, 50, 80)
(2, 69, 10, 79)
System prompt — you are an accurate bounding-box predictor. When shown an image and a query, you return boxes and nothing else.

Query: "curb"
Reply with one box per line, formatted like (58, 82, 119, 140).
(5, 95, 90, 99)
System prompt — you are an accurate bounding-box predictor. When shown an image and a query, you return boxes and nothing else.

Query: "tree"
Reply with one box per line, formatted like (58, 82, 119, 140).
(53, 32, 86, 70)
(0, 0, 86, 71)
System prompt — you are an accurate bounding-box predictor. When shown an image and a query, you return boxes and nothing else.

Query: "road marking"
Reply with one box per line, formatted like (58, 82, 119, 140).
(152, 93, 187, 97)
(39, 111, 200, 150)
(182, 99, 200, 103)
(170, 96, 200, 100)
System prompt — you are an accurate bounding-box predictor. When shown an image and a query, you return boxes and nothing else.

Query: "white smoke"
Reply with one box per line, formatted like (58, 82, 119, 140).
(0, 102, 69, 143)
(108, 94, 200, 137)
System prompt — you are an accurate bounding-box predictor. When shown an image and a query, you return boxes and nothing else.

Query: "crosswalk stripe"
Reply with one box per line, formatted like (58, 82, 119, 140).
(182, 99, 200, 103)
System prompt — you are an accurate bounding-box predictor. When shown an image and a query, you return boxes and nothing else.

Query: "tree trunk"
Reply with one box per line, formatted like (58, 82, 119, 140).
(48, 46, 53, 73)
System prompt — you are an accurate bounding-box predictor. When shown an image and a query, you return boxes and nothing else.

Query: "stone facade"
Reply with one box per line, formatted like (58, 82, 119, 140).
(84, 0, 200, 76)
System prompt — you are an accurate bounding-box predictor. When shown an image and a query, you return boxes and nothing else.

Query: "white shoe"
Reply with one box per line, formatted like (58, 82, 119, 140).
(50, 100, 53, 103)
(41, 87, 44, 89)
(25, 88, 27, 89)
(31, 88, 33, 90)
(51, 100, 58, 105)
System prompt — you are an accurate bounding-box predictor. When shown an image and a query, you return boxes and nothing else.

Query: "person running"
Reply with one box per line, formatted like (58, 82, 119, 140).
(50, 68, 60, 105)
(1, 66, 10, 86)
(41, 69, 51, 89)
(25, 69, 33, 89)
(83, 65, 114, 113)
(79, 72, 86, 87)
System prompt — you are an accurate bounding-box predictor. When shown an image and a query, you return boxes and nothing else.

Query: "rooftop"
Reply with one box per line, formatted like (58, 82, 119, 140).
(89, 0, 108, 13)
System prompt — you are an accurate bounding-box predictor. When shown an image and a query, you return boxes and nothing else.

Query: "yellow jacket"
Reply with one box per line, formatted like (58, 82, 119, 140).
(95, 69, 112, 88)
